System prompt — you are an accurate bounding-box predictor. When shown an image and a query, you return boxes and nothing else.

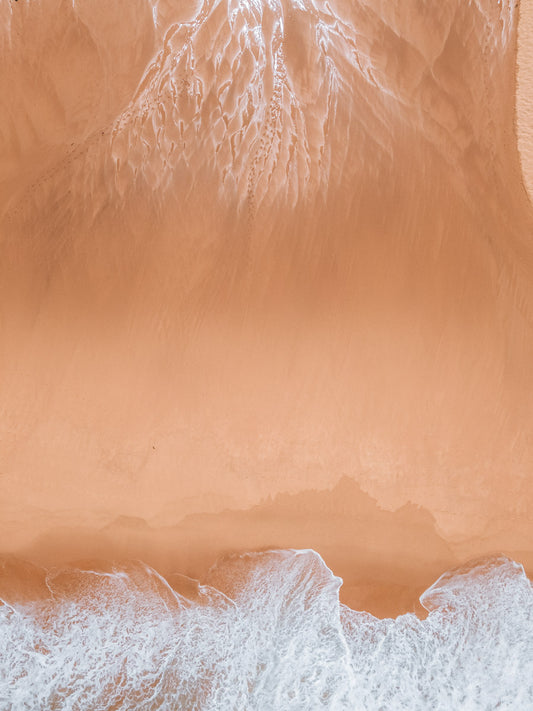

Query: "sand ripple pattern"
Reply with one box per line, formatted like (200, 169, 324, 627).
(0, 0, 517, 216)
(111, 0, 352, 210)
(108, 0, 516, 211)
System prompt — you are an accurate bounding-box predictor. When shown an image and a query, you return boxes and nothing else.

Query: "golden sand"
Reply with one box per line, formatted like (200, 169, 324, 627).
(0, 0, 532, 617)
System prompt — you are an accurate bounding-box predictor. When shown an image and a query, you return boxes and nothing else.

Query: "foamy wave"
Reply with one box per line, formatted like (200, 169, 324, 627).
(0, 552, 531, 709)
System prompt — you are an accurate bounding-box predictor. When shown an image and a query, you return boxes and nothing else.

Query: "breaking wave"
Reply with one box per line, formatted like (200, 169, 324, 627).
(1, 551, 532, 710)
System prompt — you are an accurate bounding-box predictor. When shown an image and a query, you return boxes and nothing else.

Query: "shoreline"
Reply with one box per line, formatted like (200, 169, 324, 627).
(1, 547, 530, 621)
(3, 477, 533, 618)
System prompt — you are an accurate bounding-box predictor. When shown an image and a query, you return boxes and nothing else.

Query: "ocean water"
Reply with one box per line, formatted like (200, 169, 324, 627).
(0, 551, 531, 710)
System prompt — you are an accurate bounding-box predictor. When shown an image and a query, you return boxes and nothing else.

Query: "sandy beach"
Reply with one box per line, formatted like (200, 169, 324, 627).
(0, 0, 532, 622)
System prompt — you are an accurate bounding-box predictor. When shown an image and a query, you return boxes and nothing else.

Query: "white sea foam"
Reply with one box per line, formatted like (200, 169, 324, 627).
(0, 552, 531, 710)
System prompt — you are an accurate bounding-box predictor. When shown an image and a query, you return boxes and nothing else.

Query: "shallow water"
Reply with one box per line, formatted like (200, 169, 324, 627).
(1, 552, 531, 710)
